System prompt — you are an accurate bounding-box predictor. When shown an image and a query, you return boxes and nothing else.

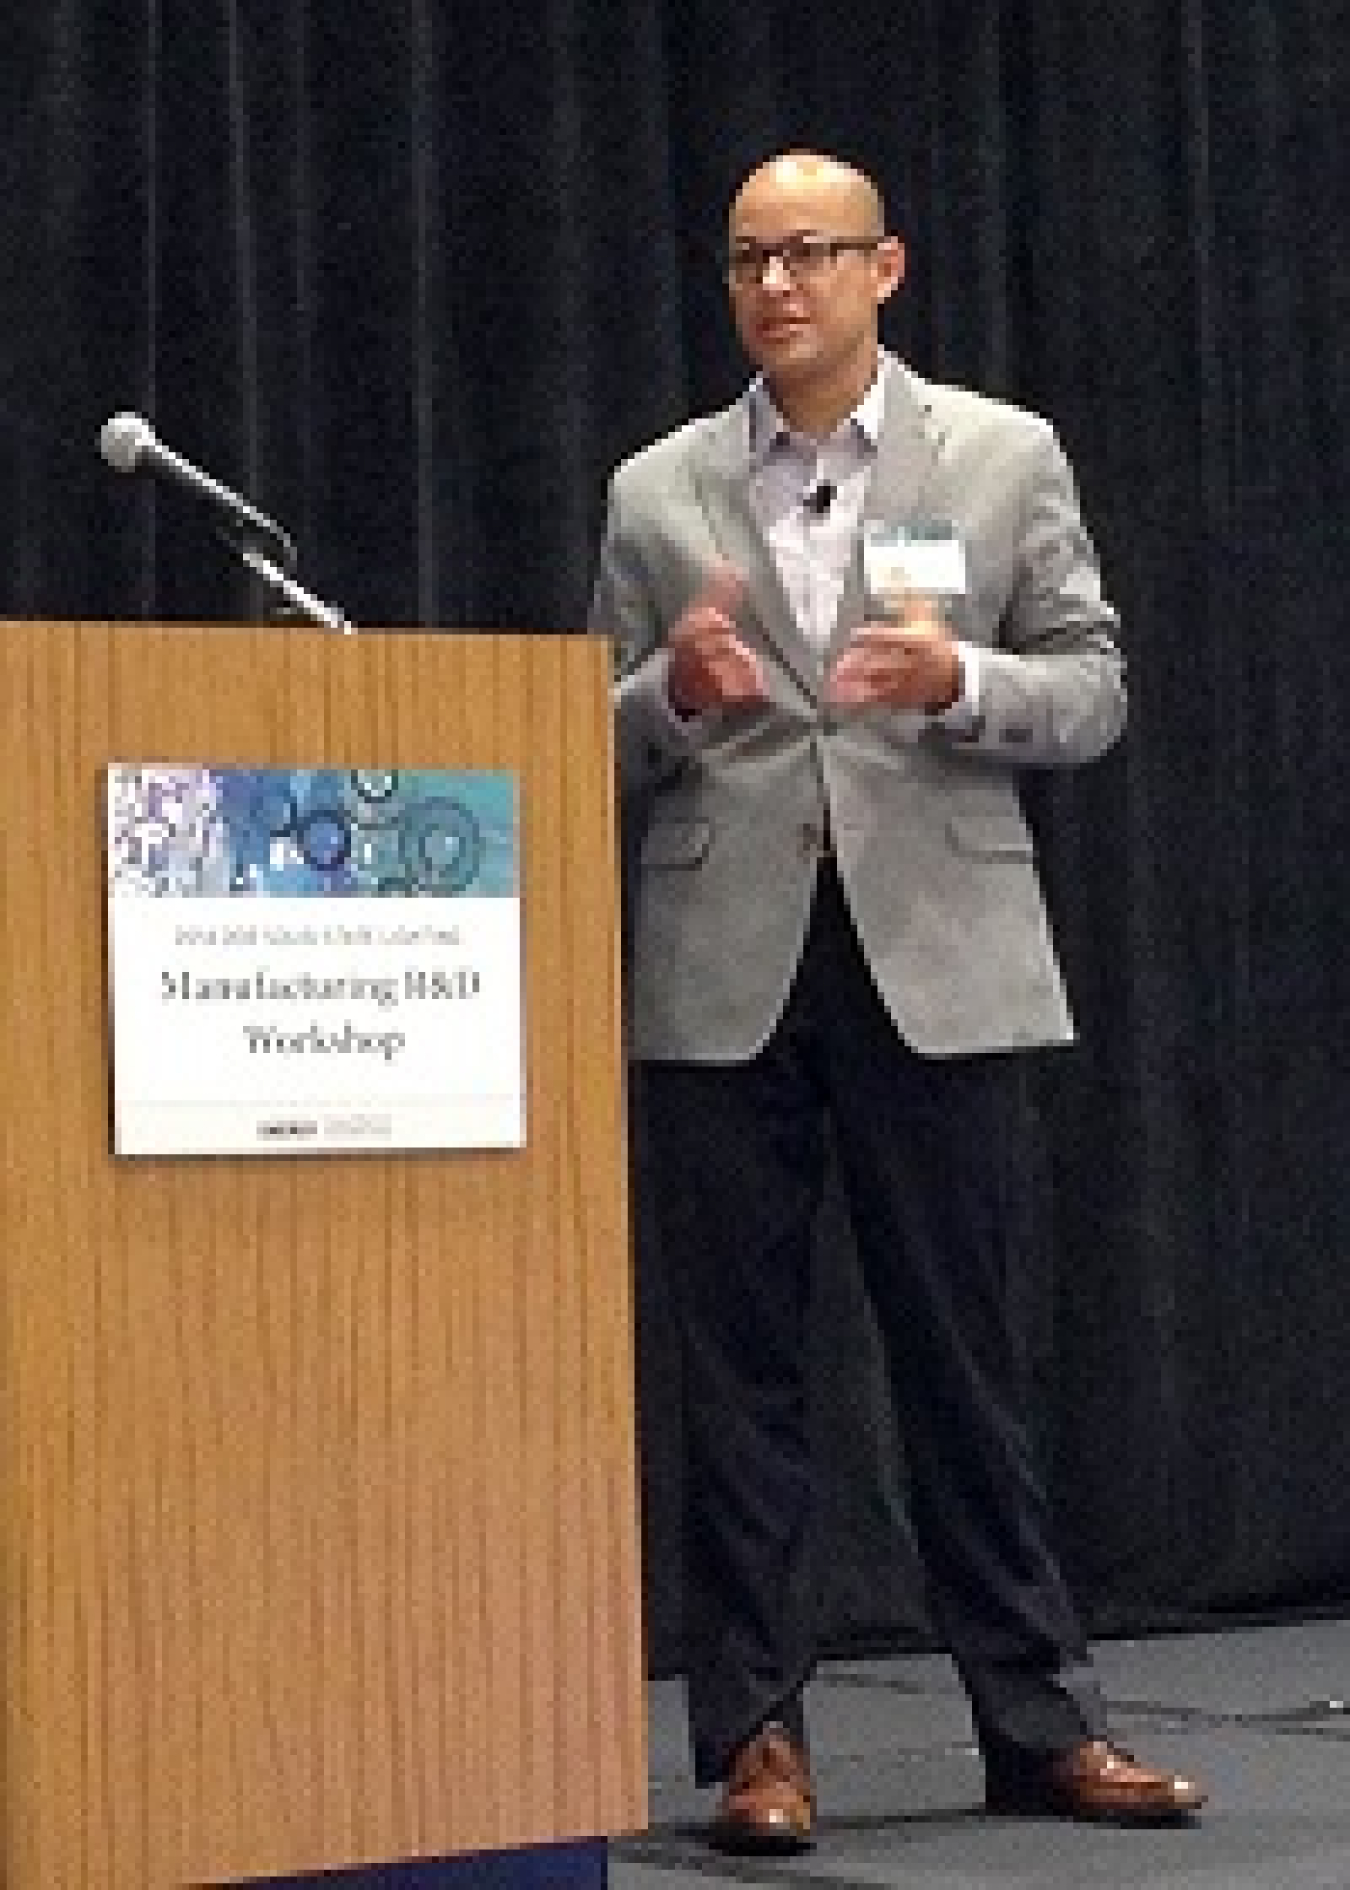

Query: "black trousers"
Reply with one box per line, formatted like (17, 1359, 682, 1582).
(641, 859, 1105, 1786)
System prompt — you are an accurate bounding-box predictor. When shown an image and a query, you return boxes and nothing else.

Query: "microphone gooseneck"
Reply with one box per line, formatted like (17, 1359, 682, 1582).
(96, 409, 353, 628)
(97, 410, 297, 570)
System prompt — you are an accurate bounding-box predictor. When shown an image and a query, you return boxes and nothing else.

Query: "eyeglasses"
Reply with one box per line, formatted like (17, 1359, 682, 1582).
(725, 235, 881, 288)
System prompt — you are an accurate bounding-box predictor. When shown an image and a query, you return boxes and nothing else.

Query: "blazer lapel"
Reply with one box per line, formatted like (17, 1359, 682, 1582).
(692, 403, 825, 699)
(828, 360, 945, 659)
(691, 361, 948, 684)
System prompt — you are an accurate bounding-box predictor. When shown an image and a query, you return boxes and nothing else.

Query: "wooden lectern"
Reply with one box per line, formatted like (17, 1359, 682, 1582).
(0, 619, 647, 1887)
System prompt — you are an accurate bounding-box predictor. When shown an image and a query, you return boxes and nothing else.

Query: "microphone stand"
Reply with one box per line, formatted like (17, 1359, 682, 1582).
(219, 528, 355, 633)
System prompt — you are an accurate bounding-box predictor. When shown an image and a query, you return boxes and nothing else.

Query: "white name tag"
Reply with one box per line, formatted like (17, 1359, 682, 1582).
(864, 523, 969, 602)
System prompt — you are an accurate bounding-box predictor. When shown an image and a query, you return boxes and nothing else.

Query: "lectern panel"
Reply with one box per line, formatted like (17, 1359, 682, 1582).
(0, 620, 644, 1887)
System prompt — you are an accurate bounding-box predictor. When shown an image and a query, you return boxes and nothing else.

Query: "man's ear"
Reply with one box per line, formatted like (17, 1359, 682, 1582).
(874, 237, 906, 305)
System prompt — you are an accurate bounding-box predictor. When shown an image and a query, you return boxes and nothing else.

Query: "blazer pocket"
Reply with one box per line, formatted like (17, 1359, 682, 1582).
(945, 816, 1034, 862)
(640, 817, 713, 869)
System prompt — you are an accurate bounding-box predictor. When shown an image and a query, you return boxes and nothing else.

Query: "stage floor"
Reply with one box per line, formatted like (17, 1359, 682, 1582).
(610, 1617, 1350, 1888)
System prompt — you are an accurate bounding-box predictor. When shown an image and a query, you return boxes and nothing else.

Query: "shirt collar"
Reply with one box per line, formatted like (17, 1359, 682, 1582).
(746, 355, 889, 468)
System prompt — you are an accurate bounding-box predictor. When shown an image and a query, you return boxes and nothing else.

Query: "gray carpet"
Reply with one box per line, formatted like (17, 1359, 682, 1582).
(610, 1619, 1350, 1888)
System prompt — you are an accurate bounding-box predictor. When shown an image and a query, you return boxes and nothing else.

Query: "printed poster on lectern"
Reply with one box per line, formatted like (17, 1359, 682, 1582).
(107, 765, 522, 1155)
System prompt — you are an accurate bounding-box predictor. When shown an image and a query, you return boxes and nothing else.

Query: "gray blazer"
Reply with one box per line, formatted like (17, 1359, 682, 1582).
(589, 353, 1125, 1062)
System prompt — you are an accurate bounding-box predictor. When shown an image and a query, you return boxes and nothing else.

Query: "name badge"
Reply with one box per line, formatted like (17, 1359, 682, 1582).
(864, 522, 969, 607)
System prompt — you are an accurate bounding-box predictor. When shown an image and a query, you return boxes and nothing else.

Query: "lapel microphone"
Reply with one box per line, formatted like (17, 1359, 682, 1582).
(804, 479, 836, 518)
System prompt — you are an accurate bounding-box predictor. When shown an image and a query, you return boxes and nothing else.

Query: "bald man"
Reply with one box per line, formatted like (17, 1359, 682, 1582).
(590, 151, 1206, 1853)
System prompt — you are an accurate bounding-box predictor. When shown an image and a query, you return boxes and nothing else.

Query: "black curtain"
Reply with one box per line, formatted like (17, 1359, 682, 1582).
(3, 1, 1347, 1675)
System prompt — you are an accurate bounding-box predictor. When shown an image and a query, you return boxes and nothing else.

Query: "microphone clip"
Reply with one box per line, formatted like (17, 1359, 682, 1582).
(804, 479, 835, 518)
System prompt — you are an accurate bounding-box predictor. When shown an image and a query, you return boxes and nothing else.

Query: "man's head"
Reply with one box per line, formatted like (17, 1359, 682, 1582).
(725, 151, 905, 432)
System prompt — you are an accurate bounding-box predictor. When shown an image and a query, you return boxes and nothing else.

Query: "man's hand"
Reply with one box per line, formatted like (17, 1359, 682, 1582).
(666, 566, 767, 717)
(826, 600, 962, 712)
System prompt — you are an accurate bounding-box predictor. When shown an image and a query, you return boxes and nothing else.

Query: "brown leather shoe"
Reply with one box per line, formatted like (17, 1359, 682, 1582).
(710, 1721, 815, 1853)
(986, 1738, 1207, 1824)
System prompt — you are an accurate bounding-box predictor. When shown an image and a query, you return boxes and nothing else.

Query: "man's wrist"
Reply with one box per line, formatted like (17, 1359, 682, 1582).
(926, 645, 963, 713)
(928, 642, 982, 729)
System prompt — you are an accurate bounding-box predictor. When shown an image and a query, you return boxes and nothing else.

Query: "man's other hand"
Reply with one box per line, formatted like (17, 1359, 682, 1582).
(666, 567, 767, 717)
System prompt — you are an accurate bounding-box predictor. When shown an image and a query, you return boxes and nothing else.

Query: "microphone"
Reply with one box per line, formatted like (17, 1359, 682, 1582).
(804, 479, 835, 518)
(98, 412, 296, 568)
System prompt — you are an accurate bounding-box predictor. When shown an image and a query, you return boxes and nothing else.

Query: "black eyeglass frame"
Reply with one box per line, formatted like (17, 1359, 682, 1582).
(724, 235, 882, 286)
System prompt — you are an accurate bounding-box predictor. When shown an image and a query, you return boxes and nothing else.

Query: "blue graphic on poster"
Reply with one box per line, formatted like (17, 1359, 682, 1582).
(108, 767, 516, 900)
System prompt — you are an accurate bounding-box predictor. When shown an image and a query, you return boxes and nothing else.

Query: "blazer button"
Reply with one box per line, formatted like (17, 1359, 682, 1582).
(799, 820, 826, 857)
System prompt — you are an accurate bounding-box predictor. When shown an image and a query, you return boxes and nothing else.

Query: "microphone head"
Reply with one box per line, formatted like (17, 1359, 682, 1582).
(98, 411, 157, 474)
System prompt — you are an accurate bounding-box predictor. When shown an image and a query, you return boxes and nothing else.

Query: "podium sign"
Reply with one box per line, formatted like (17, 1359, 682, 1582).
(107, 764, 524, 1154)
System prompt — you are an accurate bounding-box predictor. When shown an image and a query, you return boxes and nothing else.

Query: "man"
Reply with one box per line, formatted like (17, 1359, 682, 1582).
(589, 150, 1206, 1853)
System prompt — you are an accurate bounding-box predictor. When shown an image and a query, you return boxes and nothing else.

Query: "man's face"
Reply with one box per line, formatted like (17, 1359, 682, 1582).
(725, 159, 903, 394)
